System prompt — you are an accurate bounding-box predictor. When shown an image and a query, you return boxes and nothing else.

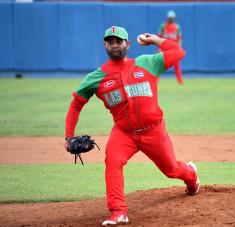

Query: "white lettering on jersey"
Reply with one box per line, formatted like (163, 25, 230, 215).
(124, 82, 152, 98)
(104, 89, 122, 107)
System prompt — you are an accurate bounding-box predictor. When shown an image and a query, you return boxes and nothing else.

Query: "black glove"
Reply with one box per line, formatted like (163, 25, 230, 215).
(66, 135, 100, 165)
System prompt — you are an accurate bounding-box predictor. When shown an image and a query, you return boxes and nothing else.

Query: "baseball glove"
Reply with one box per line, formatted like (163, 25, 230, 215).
(66, 135, 100, 165)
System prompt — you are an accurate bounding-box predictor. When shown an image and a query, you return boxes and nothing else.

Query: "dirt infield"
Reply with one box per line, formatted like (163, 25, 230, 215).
(0, 136, 235, 226)
(0, 135, 235, 164)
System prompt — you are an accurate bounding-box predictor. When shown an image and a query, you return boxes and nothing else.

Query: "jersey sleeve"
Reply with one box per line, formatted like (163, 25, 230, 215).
(158, 23, 165, 36)
(65, 68, 106, 138)
(177, 23, 182, 37)
(177, 24, 182, 45)
(160, 39, 186, 69)
(135, 53, 165, 77)
(75, 68, 105, 99)
(65, 92, 88, 138)
(135, 39, 186, 77)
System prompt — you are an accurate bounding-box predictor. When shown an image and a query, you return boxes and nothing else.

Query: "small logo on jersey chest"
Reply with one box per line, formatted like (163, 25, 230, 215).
(104, 80, 115, 88)
(133, 71, 144, 78)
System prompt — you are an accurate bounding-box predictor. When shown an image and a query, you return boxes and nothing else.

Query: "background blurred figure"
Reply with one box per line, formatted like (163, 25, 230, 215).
(158, 10, 183, 84)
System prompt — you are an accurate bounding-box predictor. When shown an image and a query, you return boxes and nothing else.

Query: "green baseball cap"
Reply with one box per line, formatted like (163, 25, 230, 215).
(104, 26, 128, 41)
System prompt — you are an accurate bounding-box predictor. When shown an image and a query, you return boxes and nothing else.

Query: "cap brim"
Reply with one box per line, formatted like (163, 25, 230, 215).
(104, 35, 127, 41)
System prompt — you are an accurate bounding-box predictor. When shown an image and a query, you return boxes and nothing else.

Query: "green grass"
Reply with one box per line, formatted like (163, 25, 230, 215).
(0, 162, 234, 203)
(158, 78, 235, 134)
(0, 77, 235, 136)
(0, 78, 112, 136)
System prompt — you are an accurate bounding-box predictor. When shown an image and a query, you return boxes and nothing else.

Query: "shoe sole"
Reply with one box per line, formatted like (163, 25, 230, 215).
(102, 221, 129, 226)
(186, 161, 200, 195)
(102, 216, 129, 225)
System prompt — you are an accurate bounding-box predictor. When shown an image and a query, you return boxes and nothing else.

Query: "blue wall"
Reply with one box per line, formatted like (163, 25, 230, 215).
(0, 3, 13, 70)
(59, 3, 104, 71)
(0, 2, 235, 72)
(14, 3, 59, 70)
(195, 3, 235, 72)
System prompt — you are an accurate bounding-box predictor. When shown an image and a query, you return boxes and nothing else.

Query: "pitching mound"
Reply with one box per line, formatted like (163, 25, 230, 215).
(0, 185, 234, 226)
(0, 136, 234, 226)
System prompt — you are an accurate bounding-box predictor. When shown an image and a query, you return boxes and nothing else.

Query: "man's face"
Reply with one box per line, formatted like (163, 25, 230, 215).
(104, 36, 130, 61)
(168, 17, 175, 23)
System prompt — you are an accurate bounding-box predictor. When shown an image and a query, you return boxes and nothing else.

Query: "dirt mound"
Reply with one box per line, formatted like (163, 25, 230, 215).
(0, 185, 234, 226)
(0, 136, 234, 226)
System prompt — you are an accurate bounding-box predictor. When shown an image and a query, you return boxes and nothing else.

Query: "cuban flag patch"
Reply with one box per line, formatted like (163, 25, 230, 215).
(134, 71, 144, 78)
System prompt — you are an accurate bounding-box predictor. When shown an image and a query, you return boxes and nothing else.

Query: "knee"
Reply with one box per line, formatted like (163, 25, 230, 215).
(105, 154, 127, 170)
(105, 142, 129, 170)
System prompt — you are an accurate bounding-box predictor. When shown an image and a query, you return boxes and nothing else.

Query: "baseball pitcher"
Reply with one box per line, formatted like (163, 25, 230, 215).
(65, 26, 200, 225)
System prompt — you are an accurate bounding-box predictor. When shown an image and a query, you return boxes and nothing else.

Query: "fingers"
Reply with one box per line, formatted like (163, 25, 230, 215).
(137, 33, 155, 46)
(143, 33, 153, 37)
(64, 141, 70, 152)
(64, 137, 75, 152)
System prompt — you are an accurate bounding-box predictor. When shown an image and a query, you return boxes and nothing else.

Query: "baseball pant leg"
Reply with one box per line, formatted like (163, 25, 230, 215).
(105, 125, 138, 213)
(174, 62, 183, 84)
(139, 120, 196, 183)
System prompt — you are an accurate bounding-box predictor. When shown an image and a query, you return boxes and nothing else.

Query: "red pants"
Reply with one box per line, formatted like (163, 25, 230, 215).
(174, 62, 183, 84)
(105, 120, 196, 213)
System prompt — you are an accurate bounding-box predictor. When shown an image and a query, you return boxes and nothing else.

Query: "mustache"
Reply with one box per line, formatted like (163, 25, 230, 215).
(106, 47, 128, 60)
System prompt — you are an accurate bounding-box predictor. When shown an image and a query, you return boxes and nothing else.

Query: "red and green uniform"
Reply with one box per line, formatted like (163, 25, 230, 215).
(65, 40, 196, 213)
(158, 22, 183, 84)
(159, 22, 182, 45)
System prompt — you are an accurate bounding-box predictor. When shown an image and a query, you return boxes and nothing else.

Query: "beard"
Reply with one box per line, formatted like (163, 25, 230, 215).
(106, 48, 128, 61)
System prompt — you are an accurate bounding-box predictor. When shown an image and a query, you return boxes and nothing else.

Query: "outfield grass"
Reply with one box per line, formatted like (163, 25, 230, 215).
(0, 162, 234, 203)
(0, 77, 235, 136)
